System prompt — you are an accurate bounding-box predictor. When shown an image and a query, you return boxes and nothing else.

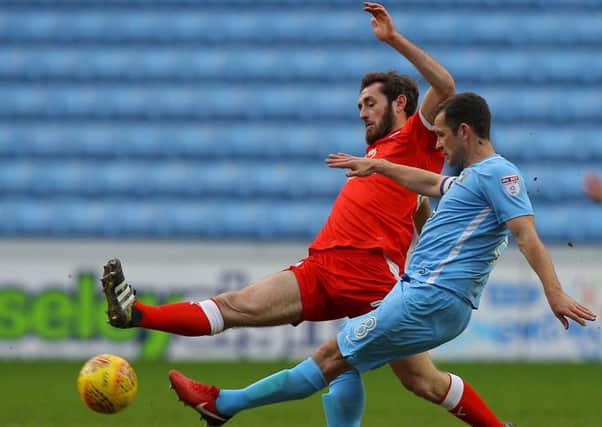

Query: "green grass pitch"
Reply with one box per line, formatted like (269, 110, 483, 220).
(2, 360, 600, 426)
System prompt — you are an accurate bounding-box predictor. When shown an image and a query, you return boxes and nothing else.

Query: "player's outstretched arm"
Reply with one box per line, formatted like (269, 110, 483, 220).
(363, 2, 455, 122)
(506, 215, 597, 329)
(326, 153, 444, 197)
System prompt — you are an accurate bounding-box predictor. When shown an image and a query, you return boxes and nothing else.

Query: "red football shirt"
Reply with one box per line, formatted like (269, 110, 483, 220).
(310, 112, 444, 269)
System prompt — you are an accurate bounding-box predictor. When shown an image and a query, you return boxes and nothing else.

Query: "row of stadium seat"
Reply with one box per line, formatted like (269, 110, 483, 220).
(0, 86, 600, 123)
(0, 159, 598, 203)
(0, 161, 345, 198)
(2, 124, 601, 162)
(0, 200, 330, 239)
(1, 199, 600, 242)
(2, 0, 598, 8)
(1, 11, 600, 46)
(3, 47, 601, 85)
(1, 0, 599, 243)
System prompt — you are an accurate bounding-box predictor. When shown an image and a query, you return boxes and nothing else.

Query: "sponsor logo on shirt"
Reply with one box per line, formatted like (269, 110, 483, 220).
(501, 175, 521, 196)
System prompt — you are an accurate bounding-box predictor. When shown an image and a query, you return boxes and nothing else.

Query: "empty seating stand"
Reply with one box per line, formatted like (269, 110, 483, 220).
(0, 0, 601, 242)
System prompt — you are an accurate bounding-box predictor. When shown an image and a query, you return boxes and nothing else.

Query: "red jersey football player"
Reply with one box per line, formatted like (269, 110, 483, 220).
(102, 3, 509, 426)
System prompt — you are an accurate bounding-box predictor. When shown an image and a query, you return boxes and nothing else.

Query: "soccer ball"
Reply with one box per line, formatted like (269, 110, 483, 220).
(77, 353, 138, 414)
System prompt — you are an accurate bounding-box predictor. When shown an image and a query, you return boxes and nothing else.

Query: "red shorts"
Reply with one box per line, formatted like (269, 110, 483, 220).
(288, 247, 398, 322)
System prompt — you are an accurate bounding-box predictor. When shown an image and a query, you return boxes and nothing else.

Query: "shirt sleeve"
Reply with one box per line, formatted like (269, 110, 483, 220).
(440, 176, 457, 196)
(408, 112, 438, 152)
(407, 112, 444, 173)
(478, 162, 534, 224)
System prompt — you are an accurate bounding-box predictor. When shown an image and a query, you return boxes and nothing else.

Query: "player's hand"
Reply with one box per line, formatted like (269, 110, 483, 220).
(364, 2, 397, 43)
(546, 291, 597, 329)
(584, 172, 602, 202)
(326, 153, 379, 177)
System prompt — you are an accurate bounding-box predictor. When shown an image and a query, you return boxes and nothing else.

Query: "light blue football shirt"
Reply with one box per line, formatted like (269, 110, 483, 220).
(406, 154, 533, 308)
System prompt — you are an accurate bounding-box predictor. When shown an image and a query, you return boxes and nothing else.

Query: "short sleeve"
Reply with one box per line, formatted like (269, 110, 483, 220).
(404, 112, 444, 174)
(439, 176, 458, 196)
(478, 162, 534, 224)
(406, 111, 438, 152)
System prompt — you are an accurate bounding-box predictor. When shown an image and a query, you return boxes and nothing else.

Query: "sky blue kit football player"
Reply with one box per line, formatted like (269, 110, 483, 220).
(168, 93, 597, 426)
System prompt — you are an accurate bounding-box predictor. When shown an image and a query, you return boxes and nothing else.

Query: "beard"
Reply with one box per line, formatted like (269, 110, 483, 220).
(365, 104, 396, 145)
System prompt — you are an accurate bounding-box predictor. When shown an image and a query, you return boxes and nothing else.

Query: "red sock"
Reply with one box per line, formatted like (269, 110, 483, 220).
(440, 374, 504, 427)
(134, 300, 221, 336)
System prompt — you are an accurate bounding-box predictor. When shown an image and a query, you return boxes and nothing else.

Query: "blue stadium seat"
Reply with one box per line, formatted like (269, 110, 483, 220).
(165, 202, 225, 238)
(0, 162, 35, 193)
(2, 48, 601, 85)
(494, 127, 602, 162)
(32, 162, 102, 195)
(0, 159, 347, 198)
(2, 0, 599, 8)
(0, 0, 600, 243)
(2, 198, 600, 242)
(0, 201, 55, 235)
(1, 85, 600, 123)
(51, 201, 111, 236)
(518, 164, 599, 202)
(534, 205, 602, 243)
(0, 123, 366, 160)
(1, 10, 600, 46)
(533, 205, 577, 241)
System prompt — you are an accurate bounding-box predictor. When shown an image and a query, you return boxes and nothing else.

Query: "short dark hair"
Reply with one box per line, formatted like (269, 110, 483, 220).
(360, 71, 419, 116)
(435, 92, 491, 139)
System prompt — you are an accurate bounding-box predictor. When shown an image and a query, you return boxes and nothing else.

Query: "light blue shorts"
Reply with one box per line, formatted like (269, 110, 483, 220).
(337, 278, 472, 372)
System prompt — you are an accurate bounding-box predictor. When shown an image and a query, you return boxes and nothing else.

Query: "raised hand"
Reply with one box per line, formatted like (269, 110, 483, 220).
(363, 2, 397, 43)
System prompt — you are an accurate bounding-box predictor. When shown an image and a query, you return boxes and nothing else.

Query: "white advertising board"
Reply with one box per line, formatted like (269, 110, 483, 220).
(0, 240, 599, 361)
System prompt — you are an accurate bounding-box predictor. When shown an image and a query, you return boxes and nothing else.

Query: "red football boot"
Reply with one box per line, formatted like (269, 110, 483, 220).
(169, 369, 231, 426)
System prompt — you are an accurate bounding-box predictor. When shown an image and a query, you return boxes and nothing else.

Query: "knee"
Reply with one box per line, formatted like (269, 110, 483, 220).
(398, 371, 440, 402)
(312, 339, 350, 382)
(214, 288, 260, 319)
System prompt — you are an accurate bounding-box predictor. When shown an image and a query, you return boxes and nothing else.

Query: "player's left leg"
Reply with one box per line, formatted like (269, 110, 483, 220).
(390, 353, 507, 427)
(321, 369, 364, 427)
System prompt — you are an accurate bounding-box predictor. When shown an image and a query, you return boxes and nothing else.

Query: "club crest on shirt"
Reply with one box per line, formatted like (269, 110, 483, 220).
(501, 175, 521, 196)
(366, 148, 377, 158)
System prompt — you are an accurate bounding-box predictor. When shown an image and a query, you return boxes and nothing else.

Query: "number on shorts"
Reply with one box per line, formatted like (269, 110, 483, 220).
(353, 316, 377, 339)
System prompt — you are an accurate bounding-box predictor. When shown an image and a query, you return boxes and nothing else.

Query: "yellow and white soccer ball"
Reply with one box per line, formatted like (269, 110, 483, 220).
(77, 353, 138, 414)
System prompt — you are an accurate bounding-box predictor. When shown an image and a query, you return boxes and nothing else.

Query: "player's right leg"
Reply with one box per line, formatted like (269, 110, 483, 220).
(101, 258, 303, 336)
(169, 337, 351, 425)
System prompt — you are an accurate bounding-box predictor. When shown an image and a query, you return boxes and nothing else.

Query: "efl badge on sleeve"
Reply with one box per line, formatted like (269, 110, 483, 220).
(500, 175, 521, 196)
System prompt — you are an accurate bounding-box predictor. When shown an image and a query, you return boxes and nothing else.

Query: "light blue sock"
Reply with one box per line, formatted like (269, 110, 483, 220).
(322, 369, 365, 427)
(216, 357, 327, 416)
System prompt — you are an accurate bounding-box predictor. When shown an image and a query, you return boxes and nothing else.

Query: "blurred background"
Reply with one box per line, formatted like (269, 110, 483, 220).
(0, 0, 601, 363)
(1, 1, 601, 426)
